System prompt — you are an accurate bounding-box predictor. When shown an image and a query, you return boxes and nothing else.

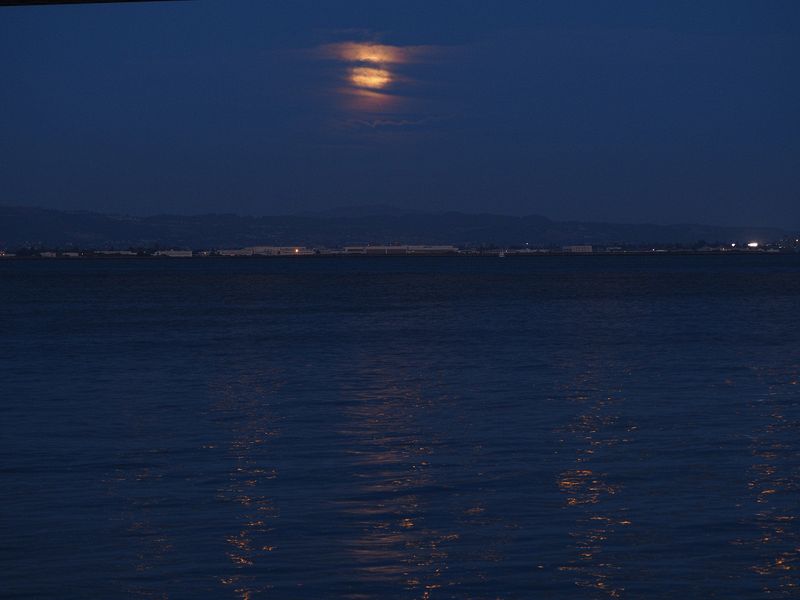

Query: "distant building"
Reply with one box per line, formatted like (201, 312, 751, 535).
(562, 245, 593, 253)
(247, 246, 315, 256)
(406, 245, 459, 255)
(344, 245, 459, 255)
(504, 248, 552, 255)
(155, 250, 193, 258)
(96, 250, 136, 256)
(219, 249, 253, 256)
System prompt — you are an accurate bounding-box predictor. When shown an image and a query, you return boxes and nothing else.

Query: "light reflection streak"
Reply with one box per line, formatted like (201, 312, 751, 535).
(555, 367, 633, 598)
(742, 365, 800, 596)
(336, 367, 458, 598)
(211, 370, 283, 599)
(103, 420, 174, 598)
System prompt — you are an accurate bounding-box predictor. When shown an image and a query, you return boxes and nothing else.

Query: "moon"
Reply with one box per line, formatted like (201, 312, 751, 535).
(350, 66, 392, 90)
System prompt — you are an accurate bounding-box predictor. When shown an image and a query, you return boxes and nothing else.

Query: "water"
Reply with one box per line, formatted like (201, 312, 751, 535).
(1, 255, 799, 599)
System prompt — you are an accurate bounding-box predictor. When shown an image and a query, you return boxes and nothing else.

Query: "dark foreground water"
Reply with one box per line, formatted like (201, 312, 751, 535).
(2, 255, 799, 599)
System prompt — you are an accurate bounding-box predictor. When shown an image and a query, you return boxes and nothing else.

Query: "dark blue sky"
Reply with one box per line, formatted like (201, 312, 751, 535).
(2, 0, 799, 226)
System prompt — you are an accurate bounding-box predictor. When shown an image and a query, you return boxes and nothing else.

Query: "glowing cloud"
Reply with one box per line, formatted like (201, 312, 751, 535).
(309, 38, 455, 123)
(349, 66, 392, 90)
(315, 42, 443, 65)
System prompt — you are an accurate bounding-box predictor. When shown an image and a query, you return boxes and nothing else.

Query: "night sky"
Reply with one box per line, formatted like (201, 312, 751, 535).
(2, 0, 799, 227)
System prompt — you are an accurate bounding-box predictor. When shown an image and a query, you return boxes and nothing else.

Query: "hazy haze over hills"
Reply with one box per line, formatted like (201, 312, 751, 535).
(0, 206, 789, 250)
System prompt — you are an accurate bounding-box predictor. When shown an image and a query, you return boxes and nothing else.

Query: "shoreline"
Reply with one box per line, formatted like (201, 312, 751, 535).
(1, 250, 796, 260)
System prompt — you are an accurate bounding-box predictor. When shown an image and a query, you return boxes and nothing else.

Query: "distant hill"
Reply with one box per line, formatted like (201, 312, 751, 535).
(0, 205, 787, 250)
(296, 204, 427, 218)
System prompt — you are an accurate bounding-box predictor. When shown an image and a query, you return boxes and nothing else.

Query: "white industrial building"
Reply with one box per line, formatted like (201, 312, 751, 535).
(343, 245, 459, 255)
(562, 245, 593, 253)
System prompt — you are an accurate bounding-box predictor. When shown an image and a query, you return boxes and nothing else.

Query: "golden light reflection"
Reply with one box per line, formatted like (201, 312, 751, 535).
(742, 365, 800, 595)
(336, 366, 461, 597)
(555, 368, 631, 598)
(211, 371, 283, 599)
(103, 423, 174, 597)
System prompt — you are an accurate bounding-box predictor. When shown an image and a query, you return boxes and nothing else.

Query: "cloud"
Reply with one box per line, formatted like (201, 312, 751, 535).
(344, 115, 451, 129)
(313, 42, 447, 65)
(310, 40, 453, 97)
(304, 37, 460, 134)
